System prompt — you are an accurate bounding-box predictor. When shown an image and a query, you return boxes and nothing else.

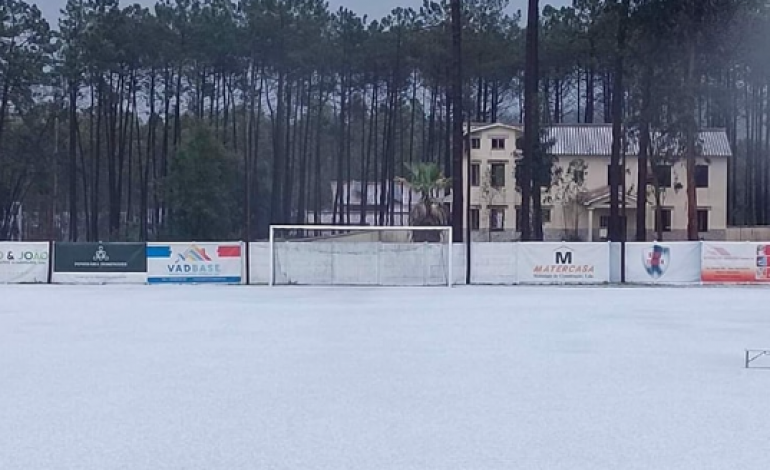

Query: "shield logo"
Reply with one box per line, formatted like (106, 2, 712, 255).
(643, 244, 670, 279)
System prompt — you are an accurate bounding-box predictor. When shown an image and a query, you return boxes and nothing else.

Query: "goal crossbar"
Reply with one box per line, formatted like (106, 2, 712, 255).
(268, 225, 453, 287)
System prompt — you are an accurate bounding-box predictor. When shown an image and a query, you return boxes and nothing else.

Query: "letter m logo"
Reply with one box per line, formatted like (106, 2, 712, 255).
(555, 251, 572, 265)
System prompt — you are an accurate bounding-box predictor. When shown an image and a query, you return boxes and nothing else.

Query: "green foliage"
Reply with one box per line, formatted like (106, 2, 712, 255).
(396, 162, 449, 240)
(0, 0, 52, 123)
(396, 162, 451, 203)
(164, 123, 242, 241)
(0, 0, 769, 241)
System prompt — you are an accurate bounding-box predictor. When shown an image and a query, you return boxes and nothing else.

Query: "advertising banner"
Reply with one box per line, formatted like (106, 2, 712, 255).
(0, 242, 50, 283)
(701, 242, 770, 283)
(517, 242, 610, 284)
(52, 242, 147, 284)
(147, 242, 244, 284)
(625, 242, 701, 284)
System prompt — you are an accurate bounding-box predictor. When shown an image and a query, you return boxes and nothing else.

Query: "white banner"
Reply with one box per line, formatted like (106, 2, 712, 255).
(0, 242, 49, 283)
(701, 242, 770, 284)
(147, 242, 244, 284)
(609, 242, 622, 283)
(471, 243, 518, 285)
(517, 242, 610, 284)
(624, 242, 701, 284)
(248, 242, 270, 285)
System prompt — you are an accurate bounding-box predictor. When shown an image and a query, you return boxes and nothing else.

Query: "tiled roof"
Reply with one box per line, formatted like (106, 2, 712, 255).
(543, 124, 733, 157)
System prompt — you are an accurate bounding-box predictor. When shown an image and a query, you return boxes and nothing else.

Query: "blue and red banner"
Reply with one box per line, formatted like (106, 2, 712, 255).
(146, 242, 244, 284)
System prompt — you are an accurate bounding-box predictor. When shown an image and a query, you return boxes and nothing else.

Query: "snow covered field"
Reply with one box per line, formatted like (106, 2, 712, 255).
(2, 285, 770, 470)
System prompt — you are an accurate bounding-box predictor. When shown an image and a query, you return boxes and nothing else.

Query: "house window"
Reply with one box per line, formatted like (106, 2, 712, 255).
(490, 206, 506, 231)
(490, 163, 506, 188)
(698, 209, 709, 232)
(654, 165, 672, 188)
(695, 165, 709, 188)
(471, 163, 481, 187)
(470, 207, 480, 230)
(542, 208, 552, 224)
(491, 138, 506, 150)
(654, 209, 672, 233)
(471, 138, 481, 150)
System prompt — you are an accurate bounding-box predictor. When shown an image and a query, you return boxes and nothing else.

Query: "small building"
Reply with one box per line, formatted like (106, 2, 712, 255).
(305, 181, 418, 227)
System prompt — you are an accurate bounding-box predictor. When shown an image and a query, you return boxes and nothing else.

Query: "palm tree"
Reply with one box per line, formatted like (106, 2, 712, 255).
(396, 162, 451, 242)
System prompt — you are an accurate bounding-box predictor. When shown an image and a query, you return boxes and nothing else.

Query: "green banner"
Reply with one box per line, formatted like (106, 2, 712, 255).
(54, 243, 147, 273)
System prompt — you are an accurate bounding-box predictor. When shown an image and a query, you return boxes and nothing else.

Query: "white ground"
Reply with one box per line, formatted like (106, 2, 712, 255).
(1, 285, 770, 470)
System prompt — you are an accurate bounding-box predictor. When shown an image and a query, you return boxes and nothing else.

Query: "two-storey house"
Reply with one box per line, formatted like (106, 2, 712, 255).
(464, 122, 732, 241)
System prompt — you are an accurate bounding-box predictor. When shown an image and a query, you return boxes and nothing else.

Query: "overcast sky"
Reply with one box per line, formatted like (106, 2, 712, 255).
(35, 0, 572, 26)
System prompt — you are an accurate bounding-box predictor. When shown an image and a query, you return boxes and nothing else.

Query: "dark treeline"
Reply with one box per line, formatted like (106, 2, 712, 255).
(0, 0, 768, 242)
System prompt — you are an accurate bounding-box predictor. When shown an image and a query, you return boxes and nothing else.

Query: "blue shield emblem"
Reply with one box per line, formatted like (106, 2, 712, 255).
(643, 244, 670, 279)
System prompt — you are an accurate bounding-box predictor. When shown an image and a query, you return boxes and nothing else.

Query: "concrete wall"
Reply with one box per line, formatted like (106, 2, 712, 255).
(254, 241, 561, 286)
(252, 240, 756, 286)
(725, 227, 770, 242)
(253, 242, 611, 286)
(250, 242, 466, 286)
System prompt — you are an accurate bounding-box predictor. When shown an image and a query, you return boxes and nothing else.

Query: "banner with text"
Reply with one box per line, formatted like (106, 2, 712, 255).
(52, 242, 147, 284)
(517, 242, 610, 284)
(625, 242, 701, 284)
(147, 242, 244, 284)
(0, 242, 50, 283)
(701, 242, 770, 284)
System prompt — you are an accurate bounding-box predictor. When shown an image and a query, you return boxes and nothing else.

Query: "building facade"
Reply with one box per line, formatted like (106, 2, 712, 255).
(464, 123, 731, 241)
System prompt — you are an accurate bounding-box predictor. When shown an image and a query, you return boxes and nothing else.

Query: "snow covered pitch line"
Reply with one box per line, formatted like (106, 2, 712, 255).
(1, 285, 769, 470)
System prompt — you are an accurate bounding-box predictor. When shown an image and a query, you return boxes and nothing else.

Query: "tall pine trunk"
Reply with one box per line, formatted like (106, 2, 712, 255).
(522, 0, 540, 241)
(450, 0, 464, 242)
(609, 0, 630, 242)
(685, 37, 699, 241)
(636, 65, 653, 242)
(68, 81, 79, 242)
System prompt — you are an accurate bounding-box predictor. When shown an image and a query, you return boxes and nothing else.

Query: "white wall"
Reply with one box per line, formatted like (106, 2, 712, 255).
(250, 242, 466, 286)
(2, 240, 766, 287)
(252, 241, 611, 286)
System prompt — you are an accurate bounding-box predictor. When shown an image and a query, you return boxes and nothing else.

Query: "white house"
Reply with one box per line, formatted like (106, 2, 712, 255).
(305, 181, 418, 226)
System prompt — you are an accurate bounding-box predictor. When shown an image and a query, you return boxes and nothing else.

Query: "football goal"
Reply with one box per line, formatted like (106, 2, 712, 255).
(268, 225, 454, 287)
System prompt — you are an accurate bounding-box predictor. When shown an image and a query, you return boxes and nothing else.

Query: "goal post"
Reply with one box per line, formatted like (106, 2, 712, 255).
(268, 225, 453, 287)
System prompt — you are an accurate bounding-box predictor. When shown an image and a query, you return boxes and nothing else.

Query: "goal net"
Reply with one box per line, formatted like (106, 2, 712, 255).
(269, 225, 454, 287)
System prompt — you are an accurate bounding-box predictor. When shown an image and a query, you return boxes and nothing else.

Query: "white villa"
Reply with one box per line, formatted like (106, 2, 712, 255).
(464, 122, 732, 241)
